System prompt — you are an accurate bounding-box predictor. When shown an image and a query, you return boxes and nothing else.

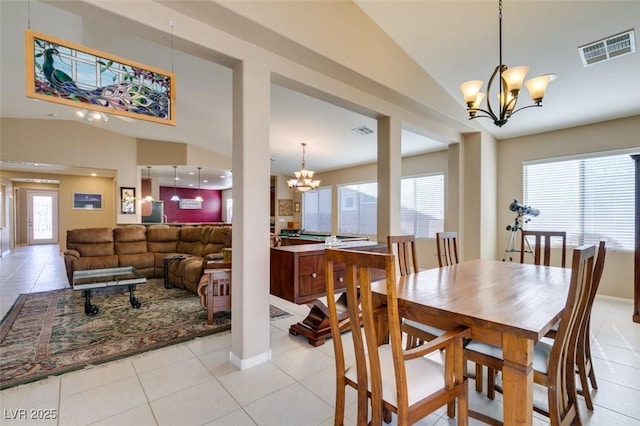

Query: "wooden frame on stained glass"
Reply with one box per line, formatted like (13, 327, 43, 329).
(25, 29, 175, 126)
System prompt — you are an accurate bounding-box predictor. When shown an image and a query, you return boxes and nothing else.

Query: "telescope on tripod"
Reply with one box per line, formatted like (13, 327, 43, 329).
(502, 199, 540, 262)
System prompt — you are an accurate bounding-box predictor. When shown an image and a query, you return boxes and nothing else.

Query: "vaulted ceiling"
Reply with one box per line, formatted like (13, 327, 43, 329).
(2, 1, 638, 189)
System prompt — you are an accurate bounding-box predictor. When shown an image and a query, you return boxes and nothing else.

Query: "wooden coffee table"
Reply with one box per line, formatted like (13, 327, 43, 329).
(72, 266, 147, 316)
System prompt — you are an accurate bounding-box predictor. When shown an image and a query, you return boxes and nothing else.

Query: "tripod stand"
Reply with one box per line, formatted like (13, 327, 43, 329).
(502, 214, 535, 262)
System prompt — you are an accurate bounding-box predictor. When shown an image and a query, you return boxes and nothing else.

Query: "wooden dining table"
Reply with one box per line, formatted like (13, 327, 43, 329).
(370, 259, 572, 425)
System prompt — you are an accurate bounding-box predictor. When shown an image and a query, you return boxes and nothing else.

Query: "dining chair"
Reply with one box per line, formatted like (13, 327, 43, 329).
(545, 240, 606, 410)
(465, 244, 600, 425)
(386, 235, 419, 275)
(520, 230, 567, 267)
(387, 235, 445, 349)
(436, 231, 459, 267)
(325, 248, 470, 426)
(474, 230, 568, 397)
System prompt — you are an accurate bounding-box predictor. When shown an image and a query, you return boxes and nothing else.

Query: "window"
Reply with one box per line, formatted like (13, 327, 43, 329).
(401, 174, 444, 238)
(523, 152, 635, 251)
(302, 187, 332, 233)
(226, 198, 233, 223)
(337, 175, 445, 237)
(338, 182, 378, 235)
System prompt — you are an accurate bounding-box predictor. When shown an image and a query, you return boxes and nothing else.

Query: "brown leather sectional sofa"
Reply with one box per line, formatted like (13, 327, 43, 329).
(64, 225, 232, 294)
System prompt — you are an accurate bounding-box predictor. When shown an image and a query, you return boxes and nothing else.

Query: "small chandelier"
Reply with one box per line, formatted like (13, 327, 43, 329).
(459, 0, 556, 127)
(287, 142, 320, 193)
(170, 165, 180, 201)
(194, 167, 204, 202)
(144, 166, 154, 202)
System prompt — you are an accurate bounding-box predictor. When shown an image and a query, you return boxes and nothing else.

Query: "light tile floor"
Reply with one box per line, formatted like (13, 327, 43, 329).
(1, 244, 639, 425)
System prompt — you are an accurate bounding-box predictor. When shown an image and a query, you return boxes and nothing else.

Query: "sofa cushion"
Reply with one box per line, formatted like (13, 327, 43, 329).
(114, 226, 149, 255)
(202, 227, 231, 257)
(67, 228, 114, 257)
(114, 225, 147, 242)
(146, 227, 180, 254)
(176, 227, 204, 257)
(73, 255, 119, 272)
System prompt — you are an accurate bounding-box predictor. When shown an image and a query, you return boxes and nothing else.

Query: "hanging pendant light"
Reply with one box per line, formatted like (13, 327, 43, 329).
(287, 142, 320, 192)
(459, 0, 556, 127)
(194, 167, 204, 202)
(170, 165, 180, 201)
(144, 166, 154, 202)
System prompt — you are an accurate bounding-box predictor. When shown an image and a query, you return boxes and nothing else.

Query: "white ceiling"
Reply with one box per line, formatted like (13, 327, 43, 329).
(1, 1, 639, 190)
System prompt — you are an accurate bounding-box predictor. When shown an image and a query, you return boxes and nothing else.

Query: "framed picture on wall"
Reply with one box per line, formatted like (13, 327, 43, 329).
(73, 193, 102, 210)
(120, 187, 136, 214)
(278, 199, 293, 216)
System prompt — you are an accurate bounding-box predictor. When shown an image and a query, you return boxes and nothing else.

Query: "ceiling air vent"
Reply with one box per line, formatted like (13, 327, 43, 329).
(352, 125, 374, 135)
(578, 29, 635, 67)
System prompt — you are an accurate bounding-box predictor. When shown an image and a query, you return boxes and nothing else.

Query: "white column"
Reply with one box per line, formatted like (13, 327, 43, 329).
(377, 116, 403, 241)
(229, 59, 272, 369)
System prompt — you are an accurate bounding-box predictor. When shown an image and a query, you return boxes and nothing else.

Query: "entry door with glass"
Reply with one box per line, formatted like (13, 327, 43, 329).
(27, 190, 58, 245)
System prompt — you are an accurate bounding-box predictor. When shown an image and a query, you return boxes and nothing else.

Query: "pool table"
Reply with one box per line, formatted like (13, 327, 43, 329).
(279, 233, 369, 245)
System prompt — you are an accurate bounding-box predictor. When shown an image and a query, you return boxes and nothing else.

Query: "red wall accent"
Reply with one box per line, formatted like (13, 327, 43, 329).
(160, 186, 223, 223)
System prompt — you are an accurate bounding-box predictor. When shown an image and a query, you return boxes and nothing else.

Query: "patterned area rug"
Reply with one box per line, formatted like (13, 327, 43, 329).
(0, 279, 290, 390)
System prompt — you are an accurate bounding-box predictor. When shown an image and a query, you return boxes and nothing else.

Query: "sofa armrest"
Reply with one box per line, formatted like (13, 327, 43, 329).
(204, 253, 224, 261)
(64, 249, 81, 259)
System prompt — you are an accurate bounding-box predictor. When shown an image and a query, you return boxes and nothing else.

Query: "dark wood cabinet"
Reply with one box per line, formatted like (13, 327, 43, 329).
(270, 241, 387, 345)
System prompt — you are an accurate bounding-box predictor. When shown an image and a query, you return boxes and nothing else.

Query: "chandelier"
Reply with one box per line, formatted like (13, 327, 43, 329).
(287, 142, 320, 192)
(459, 0, 556, 127)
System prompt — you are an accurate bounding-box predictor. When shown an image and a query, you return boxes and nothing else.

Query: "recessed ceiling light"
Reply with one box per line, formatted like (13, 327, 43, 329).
(90, 173, 97, 177)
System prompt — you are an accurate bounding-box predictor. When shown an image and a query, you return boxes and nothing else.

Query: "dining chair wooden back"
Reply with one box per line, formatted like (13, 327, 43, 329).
(386, 235, 419, 276)
(325, 248, 470, 426)
(520, 230, 567, 267)
(387, 234, 447, 349)
(436, 232, 459, 267)
(545, 240, 606, 410)
(465, 244, 598, 425)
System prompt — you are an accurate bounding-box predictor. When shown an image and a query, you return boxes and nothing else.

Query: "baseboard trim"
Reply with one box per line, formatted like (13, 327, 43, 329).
(229, 349, 271, 370)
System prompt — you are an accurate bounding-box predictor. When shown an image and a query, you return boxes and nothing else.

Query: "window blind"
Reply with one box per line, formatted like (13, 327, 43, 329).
(302, 187, 332, 233)
(401, 174, 444, 238)
(338, 182, 377, 235)
(523, 153, 635, 251)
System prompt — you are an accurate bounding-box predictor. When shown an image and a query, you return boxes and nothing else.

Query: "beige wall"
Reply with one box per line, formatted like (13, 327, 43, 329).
(0, 171, 117, 250)
(497, 115, 640, 299)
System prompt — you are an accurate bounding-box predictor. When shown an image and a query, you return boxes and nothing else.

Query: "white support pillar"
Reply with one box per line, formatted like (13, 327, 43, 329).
(229, 59, 272, 369)
(377, 116, 403, 241)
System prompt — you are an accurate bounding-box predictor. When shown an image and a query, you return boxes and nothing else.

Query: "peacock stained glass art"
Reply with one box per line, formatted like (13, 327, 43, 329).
(25, 30, 176, 126)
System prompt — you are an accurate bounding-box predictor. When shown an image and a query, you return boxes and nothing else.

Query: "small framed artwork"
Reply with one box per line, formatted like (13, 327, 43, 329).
(73, 193, 102, 210)
(120, 187, 136, 214)
(278, 199, 293, 216)
(25, 29, 175, 126)
(294, 202, 300, 213)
